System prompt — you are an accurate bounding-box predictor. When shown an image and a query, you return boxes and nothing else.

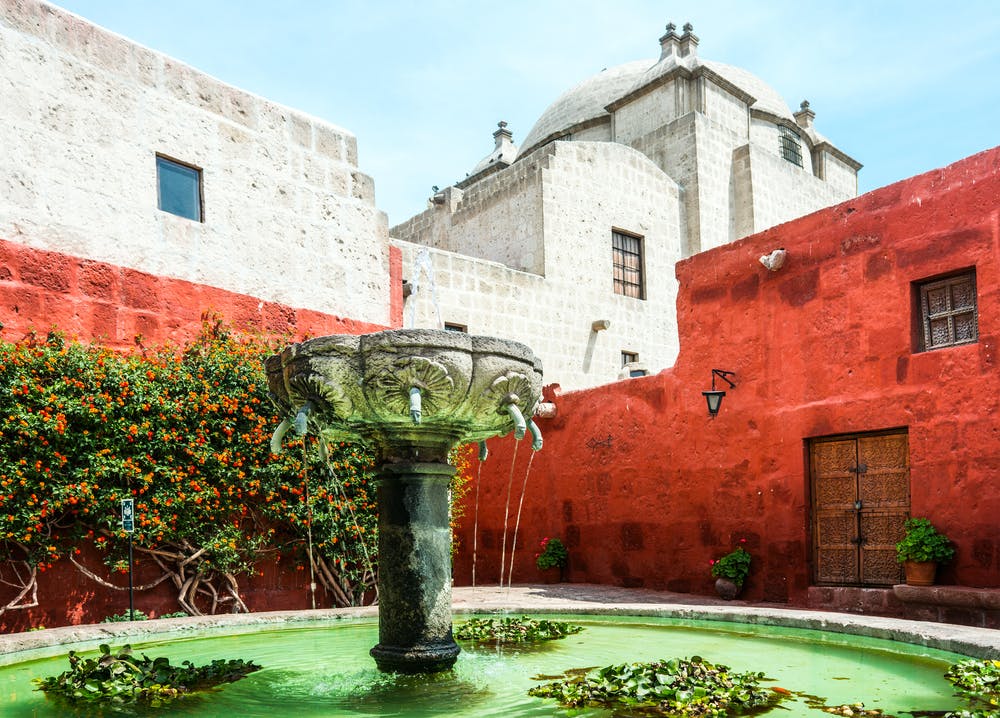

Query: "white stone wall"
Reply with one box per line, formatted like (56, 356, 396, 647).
(821, 151, 859, 196)
(393, 141, 681, 390)
(612, 79, 682, 146)
(702, 78, 750, 134)
(391, 155, 547, 275)
(571, 123, 612, 143)
(0, 0, 390, 324)
(749, 117, 816, 175)
(737, 144, 853, 233)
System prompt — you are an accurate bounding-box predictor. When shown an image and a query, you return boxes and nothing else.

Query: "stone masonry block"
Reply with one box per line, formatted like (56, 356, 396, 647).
(289, 114, 313, 149)
(351, 171, 375, 202)
(344, 135, 358, 167)
(19, 247, 72, 291)
(121, 269, 162, 311)
(314, 125, 344, 162)
(77, 260, 119, 301)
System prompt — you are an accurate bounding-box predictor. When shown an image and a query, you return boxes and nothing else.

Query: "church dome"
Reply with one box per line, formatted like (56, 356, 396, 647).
(516, 24, 799, 160)
(518, 59, 653, 157)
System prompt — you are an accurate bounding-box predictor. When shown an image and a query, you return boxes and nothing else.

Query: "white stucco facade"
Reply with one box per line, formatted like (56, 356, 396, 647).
(2, 5, 860, 391)
(392, 24, 860, 389)
(394, 141, 681, 388)
(0, 0, 390, 326)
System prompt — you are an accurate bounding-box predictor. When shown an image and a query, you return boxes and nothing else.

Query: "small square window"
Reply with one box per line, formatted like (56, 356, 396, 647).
(156, 155, 203, 221)
(612, 230, 645, 299)
(621, 351, 638, 367)
(444, 322, 468, 333)
(779, 125, 803, 167)
(915, 270, 978, 351)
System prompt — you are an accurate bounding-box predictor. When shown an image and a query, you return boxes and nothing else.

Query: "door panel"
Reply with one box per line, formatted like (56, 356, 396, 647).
(811, 432, 909, 586)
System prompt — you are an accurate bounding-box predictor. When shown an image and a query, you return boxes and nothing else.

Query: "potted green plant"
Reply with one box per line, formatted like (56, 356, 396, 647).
(896, 517, 954, 586)
(710, 545, 751, 600)
(535, 537, 568, 583)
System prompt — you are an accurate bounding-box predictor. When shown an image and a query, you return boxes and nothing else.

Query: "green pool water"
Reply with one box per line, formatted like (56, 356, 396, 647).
(0, 614, 968, 717)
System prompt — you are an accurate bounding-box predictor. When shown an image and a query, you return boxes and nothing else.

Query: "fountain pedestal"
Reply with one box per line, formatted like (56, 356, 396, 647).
(369, 460, 459, 673)
(266, 329, 542, 673)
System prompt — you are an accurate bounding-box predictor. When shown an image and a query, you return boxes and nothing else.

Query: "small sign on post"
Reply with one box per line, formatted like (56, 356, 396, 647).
(121, 498, 136, 621)
(121, 498, 135, 533)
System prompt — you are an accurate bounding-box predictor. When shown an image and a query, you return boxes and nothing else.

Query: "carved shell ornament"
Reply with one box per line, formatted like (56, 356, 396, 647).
(369, 356, 454, 418)
(287, 372, 354, 423)
(483, 372, 533, 414)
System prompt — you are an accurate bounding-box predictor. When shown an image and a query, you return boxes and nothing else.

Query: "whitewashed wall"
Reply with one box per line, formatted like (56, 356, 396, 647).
(394, 141, 681, 390)
(0, 0, 390, 325)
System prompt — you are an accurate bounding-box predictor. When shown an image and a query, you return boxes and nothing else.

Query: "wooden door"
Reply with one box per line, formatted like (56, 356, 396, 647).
(811, 431, 909, 586)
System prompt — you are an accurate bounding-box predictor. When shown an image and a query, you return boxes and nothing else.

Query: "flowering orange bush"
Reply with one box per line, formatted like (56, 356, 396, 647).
(0, 320, 377, 616)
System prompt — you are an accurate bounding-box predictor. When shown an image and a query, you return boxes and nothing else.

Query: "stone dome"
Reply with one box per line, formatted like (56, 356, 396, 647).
(517, 26, 800, 160)
(518, 59, 653, 156)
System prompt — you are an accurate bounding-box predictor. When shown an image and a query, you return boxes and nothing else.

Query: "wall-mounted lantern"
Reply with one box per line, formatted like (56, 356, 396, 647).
(702, 369, 736, 417)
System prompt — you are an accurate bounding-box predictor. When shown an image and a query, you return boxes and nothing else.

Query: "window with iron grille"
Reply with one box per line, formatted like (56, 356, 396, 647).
(779, 125, 803, 167)
(621, 351, 638, 367)
(612, 230, 644, 299)
(916, 270, 978, 351)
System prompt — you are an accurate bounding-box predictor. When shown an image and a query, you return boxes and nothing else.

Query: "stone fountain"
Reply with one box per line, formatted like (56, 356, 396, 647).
(265, 329, 542, 673)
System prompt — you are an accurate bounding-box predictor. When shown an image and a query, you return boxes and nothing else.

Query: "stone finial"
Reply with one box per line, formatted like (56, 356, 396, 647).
(659, 21, 681, 59)
(679, 22, 699, 58)
(492, 120, 514, 150)
(794, 99, 815, 129)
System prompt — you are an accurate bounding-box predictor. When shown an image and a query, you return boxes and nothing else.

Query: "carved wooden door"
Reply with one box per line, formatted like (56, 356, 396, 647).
(811, 432, 909, 586)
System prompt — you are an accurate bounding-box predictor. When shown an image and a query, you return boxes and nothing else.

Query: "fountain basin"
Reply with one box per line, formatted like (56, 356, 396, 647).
(0, 599, 987, 717)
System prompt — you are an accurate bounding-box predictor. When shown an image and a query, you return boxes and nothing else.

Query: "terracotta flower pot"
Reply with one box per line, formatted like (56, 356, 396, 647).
(903, 560, 937, 586)
(539, 566, 562, 584)
(714, 577, 741, 600)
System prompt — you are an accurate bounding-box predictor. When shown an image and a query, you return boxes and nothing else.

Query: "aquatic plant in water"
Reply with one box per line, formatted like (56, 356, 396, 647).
(528, 656, 783, 716)
(33, 643, 260, 708)
(454, 616, 583, 643)
(944, 659, 1000, 718)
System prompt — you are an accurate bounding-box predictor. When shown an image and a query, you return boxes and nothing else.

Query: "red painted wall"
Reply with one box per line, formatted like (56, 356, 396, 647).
(454, 146, 1000, 605)
(0, 237, 401, 629)
(0, 238, 402, 346)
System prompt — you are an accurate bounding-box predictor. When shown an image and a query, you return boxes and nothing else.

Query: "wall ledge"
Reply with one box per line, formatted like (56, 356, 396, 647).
(893, 585, 1000, 611)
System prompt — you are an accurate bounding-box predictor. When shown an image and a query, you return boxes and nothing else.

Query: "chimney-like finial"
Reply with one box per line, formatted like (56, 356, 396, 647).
(493, 120, 514, 148)
(794, 99, 816, 129)
(678, 22, 699, 58)
(659, 21, 681, 59)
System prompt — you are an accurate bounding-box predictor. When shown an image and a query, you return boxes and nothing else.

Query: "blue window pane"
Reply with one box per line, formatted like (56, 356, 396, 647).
(156, 156, 202, 221)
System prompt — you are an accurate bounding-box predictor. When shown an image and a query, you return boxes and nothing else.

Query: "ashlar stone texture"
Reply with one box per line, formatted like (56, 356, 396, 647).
(0, 0, 390, 326)
(395, 141, 680, 390)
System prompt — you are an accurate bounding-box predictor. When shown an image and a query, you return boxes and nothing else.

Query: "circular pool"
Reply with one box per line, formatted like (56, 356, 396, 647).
(0, 613, 972, 717)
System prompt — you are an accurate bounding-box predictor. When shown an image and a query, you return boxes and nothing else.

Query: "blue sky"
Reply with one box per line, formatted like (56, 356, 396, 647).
(54, 1, 1000, 227)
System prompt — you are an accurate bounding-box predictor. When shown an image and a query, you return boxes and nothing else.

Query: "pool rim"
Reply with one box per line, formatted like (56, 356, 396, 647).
(2, 584, 997, 663)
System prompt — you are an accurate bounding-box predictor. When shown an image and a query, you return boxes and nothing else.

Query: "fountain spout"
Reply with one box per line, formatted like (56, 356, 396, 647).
(527, 419, 543, 451)
(408, 387, 422, 424)
(270, 418, 293, 454)
(505, 402, 527, 440)
(293, 401, 313, 436)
